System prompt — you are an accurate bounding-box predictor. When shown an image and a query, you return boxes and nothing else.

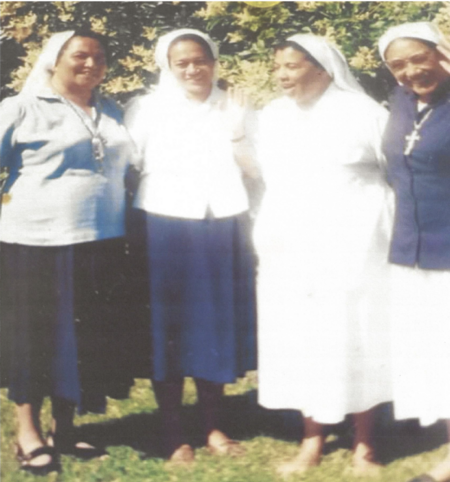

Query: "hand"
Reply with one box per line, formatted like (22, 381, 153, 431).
(437, 37, 450, 74)
(221, 86, 249, 140)
(124, 165, 141, 200)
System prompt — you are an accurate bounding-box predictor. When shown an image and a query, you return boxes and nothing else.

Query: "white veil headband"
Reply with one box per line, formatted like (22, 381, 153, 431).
(287, 34, 363, 94)
(21, 31, 75, 95)
(378, 22, 446, 61)
(153, 28, 219, 99)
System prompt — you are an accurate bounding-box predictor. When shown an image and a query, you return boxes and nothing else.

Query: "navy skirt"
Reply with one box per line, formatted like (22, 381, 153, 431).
(133, 210, 257, 383)
(0, 239, 136, 413)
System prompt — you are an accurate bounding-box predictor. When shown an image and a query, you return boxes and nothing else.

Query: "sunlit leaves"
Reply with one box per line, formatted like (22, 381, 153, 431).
(3, 12, 37, 42)
(54, 1, 75, 23)
(90, 16, 108, 35)
(227, 31, 245, 44)
(434, 2, 450, 36)
(350, 46, 381, 74)
(142, 27, 158, 41)
(195, 2, 228, 19)
(0, 1, 25, 17)
(0, 1, 446, 104)
(6, 41, 41, 92)
(104, 73, 145, 94)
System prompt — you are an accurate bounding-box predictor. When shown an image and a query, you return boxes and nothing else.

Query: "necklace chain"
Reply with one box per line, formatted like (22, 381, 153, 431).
(57, 95, 106, 172)
(404, 108, 433, 156)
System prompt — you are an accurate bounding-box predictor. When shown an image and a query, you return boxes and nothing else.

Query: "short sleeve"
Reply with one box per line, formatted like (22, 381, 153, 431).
(364, 100, 390, 171)
(0, 95, 24, 170)
(124, 95, 152, 169)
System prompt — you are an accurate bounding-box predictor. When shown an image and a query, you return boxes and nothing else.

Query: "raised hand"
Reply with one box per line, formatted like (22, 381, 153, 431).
(437, 36, 450, 74)
(221, 86, 249, 141)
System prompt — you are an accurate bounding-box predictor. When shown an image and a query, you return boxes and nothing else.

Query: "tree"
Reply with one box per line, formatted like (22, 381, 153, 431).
(1, 1, 448, 105)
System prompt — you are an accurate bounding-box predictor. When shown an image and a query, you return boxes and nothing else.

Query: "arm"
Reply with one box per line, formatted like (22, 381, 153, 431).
(223, 87, 262, 180)
(0, 97, 24, 201)
(0, 96, 23, 171)
(124, 96, 150, 199)
(228, 91, 266, 219)
(124, 96, 149, 172)
(364, 101, 390, 175)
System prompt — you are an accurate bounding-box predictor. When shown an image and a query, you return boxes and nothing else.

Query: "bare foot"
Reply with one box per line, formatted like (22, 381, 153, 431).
(351, 447, 382, 478)
(17, 435, 52, 468)
(207, 430, 245, 457)
(351, 458, 382, 478)
(276, 447, 321, 478)
(166, 444, 195, 467)
(428, 451, 450, 482)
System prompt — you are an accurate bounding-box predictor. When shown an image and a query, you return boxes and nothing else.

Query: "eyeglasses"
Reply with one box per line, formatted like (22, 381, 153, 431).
(385, 50, 435, 74)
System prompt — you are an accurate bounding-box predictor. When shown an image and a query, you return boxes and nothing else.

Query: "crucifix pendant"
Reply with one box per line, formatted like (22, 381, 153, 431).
(92, 136, 105, 171)
(404, 130, 420, 156)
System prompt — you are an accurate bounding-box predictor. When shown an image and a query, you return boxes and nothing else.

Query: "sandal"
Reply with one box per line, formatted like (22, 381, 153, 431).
(47, 432, 107, 460)
(16, 444, 59, 476)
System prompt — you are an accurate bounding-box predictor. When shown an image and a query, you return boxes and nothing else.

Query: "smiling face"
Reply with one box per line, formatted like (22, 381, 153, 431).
(53, 36, 107, 94)
(273, 46, 331, 105)
(385, 38, 450, 102)
(168, 39, 215, 101)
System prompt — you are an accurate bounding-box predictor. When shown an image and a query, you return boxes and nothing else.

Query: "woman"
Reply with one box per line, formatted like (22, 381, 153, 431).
(125, 29, 257, 464)
(254, 34, 392, 476)
(0, 29, 134, 474)
(379, 22, 450, 482)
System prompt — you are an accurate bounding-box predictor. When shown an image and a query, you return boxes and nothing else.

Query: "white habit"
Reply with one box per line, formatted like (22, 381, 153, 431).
(255, 81, 393, 424)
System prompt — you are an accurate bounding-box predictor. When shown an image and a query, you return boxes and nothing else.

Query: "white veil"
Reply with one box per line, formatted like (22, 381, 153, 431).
(153, 28, 219, 100)
(287, 34, 363, 94)
(378, 22, 446, 61)
(21, 31, 75, 95)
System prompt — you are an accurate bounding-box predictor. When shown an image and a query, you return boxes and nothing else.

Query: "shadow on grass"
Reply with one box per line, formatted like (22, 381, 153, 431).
(73, 389, 301, 458)
(73, 391, 448, 464)
(375, 409, 448, 464)
(319, 403, 448, 465)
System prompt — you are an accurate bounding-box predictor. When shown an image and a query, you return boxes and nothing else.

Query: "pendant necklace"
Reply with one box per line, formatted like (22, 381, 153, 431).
(58, 94, 106, 172)
(403, 108, 433, 156)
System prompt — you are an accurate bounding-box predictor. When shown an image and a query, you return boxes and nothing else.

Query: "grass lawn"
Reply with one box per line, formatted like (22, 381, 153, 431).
(1, 375, 448, 482)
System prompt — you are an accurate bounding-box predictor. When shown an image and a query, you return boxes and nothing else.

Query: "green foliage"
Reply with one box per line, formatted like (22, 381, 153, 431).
(0, 1, 448, 105)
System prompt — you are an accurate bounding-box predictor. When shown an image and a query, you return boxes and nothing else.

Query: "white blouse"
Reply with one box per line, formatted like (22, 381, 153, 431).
(125, 87, 251, 219)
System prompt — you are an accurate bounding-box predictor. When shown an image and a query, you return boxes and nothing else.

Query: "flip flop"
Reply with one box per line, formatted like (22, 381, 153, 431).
(16, 444, 59, 476)
(47, 432, 107, 460)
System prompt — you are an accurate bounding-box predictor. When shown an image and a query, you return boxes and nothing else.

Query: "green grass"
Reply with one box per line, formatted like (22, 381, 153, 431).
(1, 375, 448, 482)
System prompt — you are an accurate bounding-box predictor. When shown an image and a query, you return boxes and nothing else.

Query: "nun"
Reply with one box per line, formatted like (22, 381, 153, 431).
(254, 34, 393, 477)
(125, 29, 258, 464)
(379, 22, 450, 482)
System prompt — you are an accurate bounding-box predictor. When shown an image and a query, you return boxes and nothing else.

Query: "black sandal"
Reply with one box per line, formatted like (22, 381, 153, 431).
(47, 432, 107, 460)
(16, 445, 59, 476)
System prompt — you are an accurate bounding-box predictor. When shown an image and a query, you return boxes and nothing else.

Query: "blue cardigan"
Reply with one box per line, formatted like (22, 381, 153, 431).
(383, 83, 450, 269)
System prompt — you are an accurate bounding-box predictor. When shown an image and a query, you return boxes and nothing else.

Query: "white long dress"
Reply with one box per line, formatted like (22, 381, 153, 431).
(390, 266, 450, 426)
(255, 84, 394, 424)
